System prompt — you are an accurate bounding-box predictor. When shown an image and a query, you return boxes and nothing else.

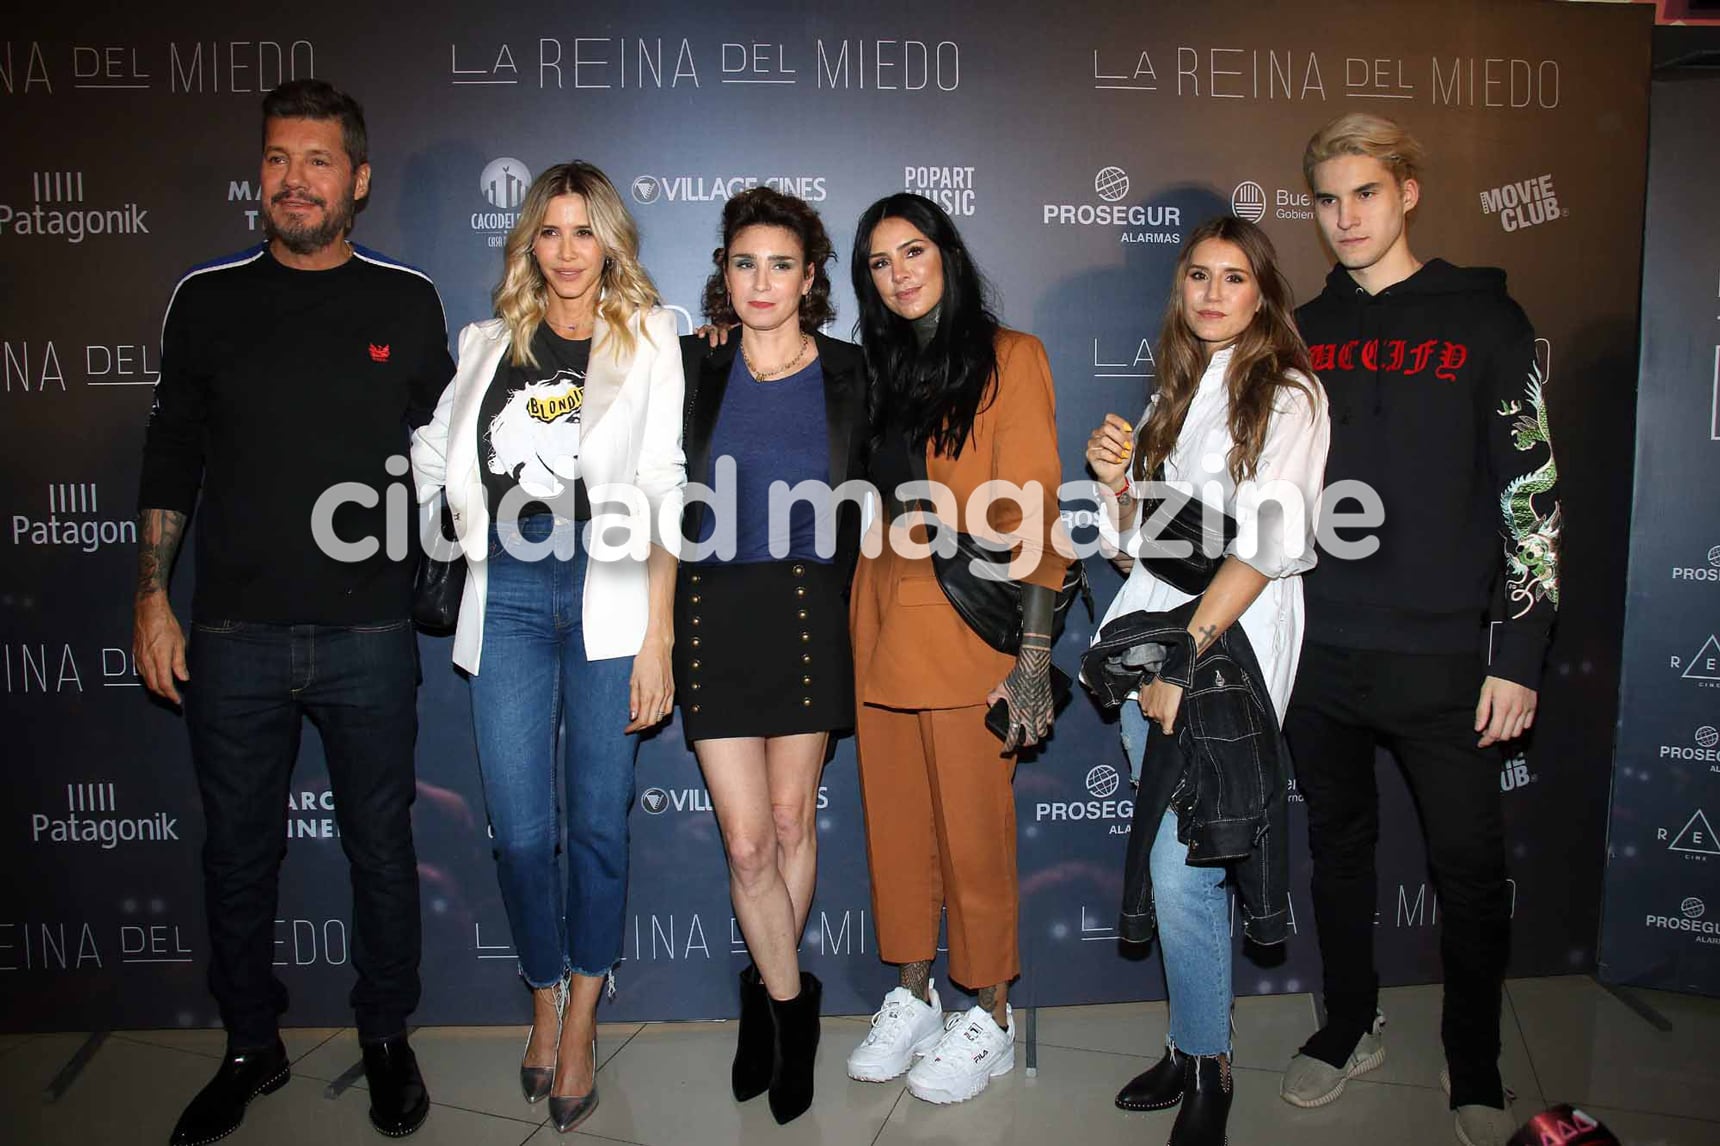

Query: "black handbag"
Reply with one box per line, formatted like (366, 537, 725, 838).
(929, 529, 1092, 655)
(1131, 465, 1238, 596)
(412, 497, 466, 633)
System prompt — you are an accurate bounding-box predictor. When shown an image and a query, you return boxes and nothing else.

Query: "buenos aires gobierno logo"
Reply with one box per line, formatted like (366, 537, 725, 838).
(1231, 181, 1267, 223)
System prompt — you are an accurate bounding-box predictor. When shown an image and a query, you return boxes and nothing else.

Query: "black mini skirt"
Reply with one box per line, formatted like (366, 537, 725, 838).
(672, 559, 855, 741)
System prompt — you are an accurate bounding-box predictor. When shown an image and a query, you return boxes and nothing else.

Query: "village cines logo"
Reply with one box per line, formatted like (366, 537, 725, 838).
(628, 172, 827, 206)
(13, 482, 137, 553)
(30, 782, 179, 849)
(642, 785, 830, 814)
(1043, 166, 1182, 245)
(471, 157, 532, 247)
(1, 171, 149, 242)
(1479, 173, 1563, 232)
(1645, 895, 1720, 944)
(1673, 635, 1720, 688)
(1671, 543, 1720, 584)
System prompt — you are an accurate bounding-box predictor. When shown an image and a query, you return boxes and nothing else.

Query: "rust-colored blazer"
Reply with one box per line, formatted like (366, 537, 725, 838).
(852, 329, 1072, 710)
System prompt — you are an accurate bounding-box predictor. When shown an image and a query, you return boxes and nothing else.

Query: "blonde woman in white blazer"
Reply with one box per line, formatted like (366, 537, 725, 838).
(410, 161, 683, 1134)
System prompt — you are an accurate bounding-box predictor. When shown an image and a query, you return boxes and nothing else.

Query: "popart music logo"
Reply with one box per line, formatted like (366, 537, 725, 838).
(471, 157, 532, 247)
(903, 165, 977, 216)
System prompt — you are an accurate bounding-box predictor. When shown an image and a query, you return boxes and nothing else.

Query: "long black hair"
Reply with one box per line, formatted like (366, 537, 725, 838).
(850, 193, 999, 459)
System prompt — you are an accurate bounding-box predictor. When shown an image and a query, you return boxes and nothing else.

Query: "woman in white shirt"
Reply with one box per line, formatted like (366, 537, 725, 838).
(1084, 215, 1329, 1146)
(410, 161, 684, 1134)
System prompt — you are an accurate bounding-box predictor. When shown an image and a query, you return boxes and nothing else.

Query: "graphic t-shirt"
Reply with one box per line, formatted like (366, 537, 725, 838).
(478, 325, 592, 522)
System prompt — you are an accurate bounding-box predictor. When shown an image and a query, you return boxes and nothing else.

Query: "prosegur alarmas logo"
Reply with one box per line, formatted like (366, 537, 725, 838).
(1042, 166, 1182, 244)
(1, 171, 150, 242)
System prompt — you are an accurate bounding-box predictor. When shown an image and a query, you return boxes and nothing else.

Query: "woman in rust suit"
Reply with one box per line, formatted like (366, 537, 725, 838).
(843, 193, 1071, 1106)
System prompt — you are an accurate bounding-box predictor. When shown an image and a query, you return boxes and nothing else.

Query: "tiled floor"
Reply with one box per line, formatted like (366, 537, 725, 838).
(3, 976, 1716, 1145)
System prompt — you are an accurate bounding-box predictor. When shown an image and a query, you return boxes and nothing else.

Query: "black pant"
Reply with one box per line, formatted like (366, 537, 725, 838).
(185, 620, 422, 1048)
(1283, 642, 1510, 1108)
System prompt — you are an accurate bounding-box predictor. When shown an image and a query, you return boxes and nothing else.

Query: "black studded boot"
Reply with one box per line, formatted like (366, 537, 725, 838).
(1115, 1043, 1186, 1111)
(1168, 1053, 1232, 1146)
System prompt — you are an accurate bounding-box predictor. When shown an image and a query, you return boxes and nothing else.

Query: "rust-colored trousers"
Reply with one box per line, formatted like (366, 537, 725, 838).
(855, 702, 1020, 990)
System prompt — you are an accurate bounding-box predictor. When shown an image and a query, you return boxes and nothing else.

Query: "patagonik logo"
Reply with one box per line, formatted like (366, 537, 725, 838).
(30, 782, 179, 849)
(0, 171, 150, 243)
(12, 482, 137, 554)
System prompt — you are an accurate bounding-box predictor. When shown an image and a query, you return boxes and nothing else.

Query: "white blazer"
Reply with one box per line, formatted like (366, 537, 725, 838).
(410, 308, 686, 672)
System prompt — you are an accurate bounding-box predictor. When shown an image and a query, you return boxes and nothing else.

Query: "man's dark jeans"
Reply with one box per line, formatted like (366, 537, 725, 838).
(185, 619, 421, 1048)
(1284, 642, 1511, 1109)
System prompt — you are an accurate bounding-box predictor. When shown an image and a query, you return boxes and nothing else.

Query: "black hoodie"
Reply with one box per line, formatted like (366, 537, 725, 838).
(1294, 258, 1560, 689)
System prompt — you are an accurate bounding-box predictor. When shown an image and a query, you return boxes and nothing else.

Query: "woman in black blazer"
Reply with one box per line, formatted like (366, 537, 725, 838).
(674, 187, 867, 1125)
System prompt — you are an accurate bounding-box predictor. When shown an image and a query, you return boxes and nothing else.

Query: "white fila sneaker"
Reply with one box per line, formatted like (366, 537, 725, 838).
(846, 981, 946, 1083)
(905, 1004, 1015, 1104)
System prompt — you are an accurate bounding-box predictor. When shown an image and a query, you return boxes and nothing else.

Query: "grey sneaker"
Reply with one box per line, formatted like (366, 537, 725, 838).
(1279, 1011, 1386, 1108)
(1454, 1103, 1517, 1146)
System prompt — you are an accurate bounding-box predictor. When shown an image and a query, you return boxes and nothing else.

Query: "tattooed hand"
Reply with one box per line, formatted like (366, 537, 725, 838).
(987, 634, 1054, 753)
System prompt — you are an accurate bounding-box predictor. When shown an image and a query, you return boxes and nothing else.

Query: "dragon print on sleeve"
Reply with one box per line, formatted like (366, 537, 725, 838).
(1496, 356, 1561, 619)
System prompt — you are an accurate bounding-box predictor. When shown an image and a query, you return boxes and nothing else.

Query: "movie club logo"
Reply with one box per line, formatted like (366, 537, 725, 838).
(1043, 166, 1182, 245)
(1232, 179, 1313, 222)
(1479, 173, 1563, 232)
(1671, 543, 1720, 583)
(1500, 751, 1536, 793)
(1673, 635, 1720, 689)
(12, 482, 137, 554)
(0, 171, 149, 242)
(30, 782, 179, 849)
(1645, 895, 1720, 944)
(1034, 764, 1133, 834)
(628, 173, 828, 206)
(472, 157, 532, 247)
(904, 165, 976, 216)
(1662, 808, 1720, 860)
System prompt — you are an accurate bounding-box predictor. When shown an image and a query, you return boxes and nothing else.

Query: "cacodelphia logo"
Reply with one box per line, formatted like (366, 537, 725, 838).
(309, 454, 1384, 573)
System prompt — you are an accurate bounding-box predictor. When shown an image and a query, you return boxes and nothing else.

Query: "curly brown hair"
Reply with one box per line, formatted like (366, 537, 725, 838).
(701, 187, 835, 333)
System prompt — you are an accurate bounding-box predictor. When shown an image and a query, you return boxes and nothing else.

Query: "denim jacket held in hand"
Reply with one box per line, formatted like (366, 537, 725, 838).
(1081, 597, 1290, 946)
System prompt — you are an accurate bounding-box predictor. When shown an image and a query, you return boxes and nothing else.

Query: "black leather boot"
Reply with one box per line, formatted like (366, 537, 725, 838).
(732, 964, 774, 1102)
(1168, 1053, 1233, 1146)
(766, 972, 822, 1125)
(170, 1039, 290, 1146)
(1115, 1044, 1186, 1111)
(362, 1035, 429, 1137)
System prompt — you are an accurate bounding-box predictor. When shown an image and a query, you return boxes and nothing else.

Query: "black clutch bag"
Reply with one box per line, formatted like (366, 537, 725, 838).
(412, 498, 466, 634)
(929, 529, 1092, 655)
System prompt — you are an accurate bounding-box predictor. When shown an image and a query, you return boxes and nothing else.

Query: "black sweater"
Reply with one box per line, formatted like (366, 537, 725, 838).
(1295, 258, 1560, 688)
(138, 244, 455, 624)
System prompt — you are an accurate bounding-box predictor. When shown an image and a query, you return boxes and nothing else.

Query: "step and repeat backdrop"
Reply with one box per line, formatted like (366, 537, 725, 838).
(0, 0, 1654, 1029)
(1597, 70, 1720, 996)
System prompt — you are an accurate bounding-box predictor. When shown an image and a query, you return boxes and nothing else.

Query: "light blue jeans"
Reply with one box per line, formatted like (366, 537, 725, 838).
(1120, 702, 1233, 1056)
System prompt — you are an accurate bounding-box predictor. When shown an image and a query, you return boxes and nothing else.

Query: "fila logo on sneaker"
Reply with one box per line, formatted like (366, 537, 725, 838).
(369, 343, 391, 362)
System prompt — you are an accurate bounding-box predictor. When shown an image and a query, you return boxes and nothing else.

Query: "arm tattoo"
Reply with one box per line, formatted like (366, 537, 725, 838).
(136, 509, 187, 602)
(1194, 623, 1218, 655)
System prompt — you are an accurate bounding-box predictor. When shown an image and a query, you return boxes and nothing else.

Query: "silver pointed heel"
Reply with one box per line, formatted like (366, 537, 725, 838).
(522, 976, 568, 1104)
(548, 1038, 599, 1133)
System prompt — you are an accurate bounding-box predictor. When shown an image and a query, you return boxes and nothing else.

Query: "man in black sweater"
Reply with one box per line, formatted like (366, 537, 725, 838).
(1277, 114, 1560, 1146)
(134, 79, 454, 1145)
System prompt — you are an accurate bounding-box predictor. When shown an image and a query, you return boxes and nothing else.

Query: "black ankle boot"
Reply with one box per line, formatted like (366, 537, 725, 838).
(170, 1038, 290, 1145)
(362, 1035, 430, 1137)
(1115, 1044, 1186, 1111)
(1168, 1053, 1232, 1146)
(766, 972, 822, 1125)
(732, 964, 774, 1102)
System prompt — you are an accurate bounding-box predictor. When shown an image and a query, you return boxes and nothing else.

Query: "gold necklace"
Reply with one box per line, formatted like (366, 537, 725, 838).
(742, 333, 811, 380)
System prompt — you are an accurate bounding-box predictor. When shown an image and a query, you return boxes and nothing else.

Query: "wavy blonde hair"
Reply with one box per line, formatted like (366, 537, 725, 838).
(494, 161, 658, 368)
(1302, 112, 1425, 190)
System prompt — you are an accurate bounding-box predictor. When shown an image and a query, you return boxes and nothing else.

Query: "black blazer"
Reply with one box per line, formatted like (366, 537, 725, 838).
(678, 331, 869, 582)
